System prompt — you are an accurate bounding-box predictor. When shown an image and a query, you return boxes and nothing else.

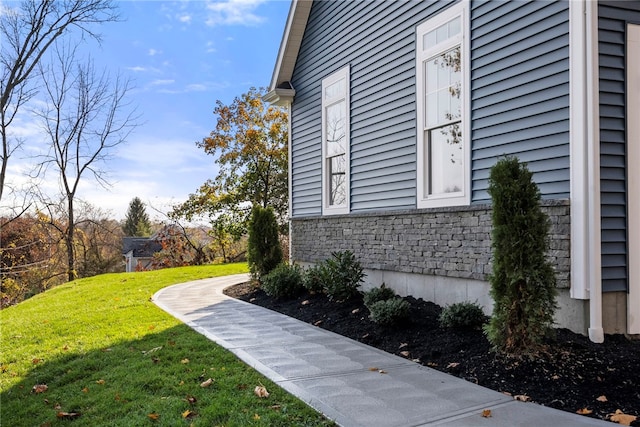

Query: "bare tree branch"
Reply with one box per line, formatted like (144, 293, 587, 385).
(1, 0, 120, 202)
(32, 42, 139, 282)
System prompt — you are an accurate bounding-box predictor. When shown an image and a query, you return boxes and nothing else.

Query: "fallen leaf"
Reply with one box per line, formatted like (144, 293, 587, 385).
(142, 346, 162, 355)
(179, 381, 184, 386)
(148, 325, 156, 330)
(368, 367, 379, 371)
(270, 405, 282, 411)
(200, 378, 213, 388)
(56, 412, 80, 419)
(481, 409, 492, 418)
(596, 395, 608, 402)
(182, 409, 195, 419)
(254, 385, 269, 398)
(148, 412, 160, 421)
(608, 409, 637, 426)
(351, 308, 361, 314)
(514, 394, 530, 402)
(399, 343, 408, 349)
(32, 384, 48, 394)
(62, 345, 69, 351)
(253, 414, 260, 420)
(400, 351, 410, 357)
(185, 395, 197, 404)
(378, 369, 387, 374)
(447, 362, 460, 369)
(313, 320, 323, 326)
(181, 358, 190, 364)
(301, 300, 310, 305)
(32, 358, 42, 364)
(577, 408, 593, 415)
(361, 333, 370, 339)
(81, 387, 89, 393)
(96, 379, 105, 385)
(551, 375, 560, 380)
(44, 399, 49, 404)
(152, 357, 160, 364)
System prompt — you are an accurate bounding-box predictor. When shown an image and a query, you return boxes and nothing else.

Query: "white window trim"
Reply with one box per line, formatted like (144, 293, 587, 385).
(416, 1, 470, 209)
(321, 65, 350, 215)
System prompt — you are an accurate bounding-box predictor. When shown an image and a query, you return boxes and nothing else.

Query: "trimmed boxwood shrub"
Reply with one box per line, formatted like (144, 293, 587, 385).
(368, 297, 410, 326)
(363, 284, 396, 310)
(261, 263, 304, 299)
(439, 301, 487, 330)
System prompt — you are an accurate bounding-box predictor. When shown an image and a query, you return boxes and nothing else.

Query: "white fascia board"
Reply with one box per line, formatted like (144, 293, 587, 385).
(268, 0, 313, 91)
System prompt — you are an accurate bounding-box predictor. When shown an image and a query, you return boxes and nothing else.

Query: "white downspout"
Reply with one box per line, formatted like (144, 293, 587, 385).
(586, 1, 604, 343)
(570, 1, 603, 342)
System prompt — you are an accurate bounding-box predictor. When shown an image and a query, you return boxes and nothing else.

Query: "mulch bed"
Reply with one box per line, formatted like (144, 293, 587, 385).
(224, 282, 640, 425)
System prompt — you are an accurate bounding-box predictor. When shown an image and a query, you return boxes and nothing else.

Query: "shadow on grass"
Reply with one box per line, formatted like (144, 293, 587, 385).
(1, 324, 330, 427)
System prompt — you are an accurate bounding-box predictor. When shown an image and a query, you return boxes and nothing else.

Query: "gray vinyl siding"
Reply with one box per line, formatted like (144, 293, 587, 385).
(290, 0, 457, 217)
(597, 1, 640, 293)
(290, 0, 573, 216)
(469, 0, 571, 203)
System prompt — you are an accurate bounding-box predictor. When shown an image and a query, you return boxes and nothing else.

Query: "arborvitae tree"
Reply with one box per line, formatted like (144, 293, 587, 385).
(123, 197, 151, 237)
(484, 156, 558, 356)
(247, 205, 282, 280)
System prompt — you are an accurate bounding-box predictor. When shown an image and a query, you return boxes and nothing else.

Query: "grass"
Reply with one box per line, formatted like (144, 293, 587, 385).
(0, 264, 331, 426)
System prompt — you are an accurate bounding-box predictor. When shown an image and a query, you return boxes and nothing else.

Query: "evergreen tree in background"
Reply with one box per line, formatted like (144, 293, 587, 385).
(123, 197, 151, 237)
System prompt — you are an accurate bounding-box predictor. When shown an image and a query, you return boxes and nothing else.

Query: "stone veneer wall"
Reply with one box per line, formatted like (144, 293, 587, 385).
(290, 200, 571, 288)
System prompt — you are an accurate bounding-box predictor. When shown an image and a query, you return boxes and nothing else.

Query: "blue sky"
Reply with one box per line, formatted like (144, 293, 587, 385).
(7, 0, 290, 220)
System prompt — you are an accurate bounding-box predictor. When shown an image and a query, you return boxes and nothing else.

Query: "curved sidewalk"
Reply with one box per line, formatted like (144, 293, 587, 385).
(153, 274, 610, 427)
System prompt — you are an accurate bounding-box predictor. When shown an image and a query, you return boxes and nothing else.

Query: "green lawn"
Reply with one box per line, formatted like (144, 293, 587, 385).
(0, 264, 331, 426)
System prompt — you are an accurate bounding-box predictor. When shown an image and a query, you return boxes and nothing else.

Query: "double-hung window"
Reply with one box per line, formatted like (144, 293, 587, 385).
(322, 66, 350, 214)
(416, 3, 469, 208)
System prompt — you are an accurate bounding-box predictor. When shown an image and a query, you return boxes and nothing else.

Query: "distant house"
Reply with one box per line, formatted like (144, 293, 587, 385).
(122, 237, 162, 272)
(265, 0, 639, 341)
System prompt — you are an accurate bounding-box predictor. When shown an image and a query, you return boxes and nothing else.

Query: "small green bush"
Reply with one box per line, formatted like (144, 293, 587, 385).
(247, 205, 283, 280)
(261, 263, 304, 299)
(439, 301, 487, 329)
(368, 297, 410, 326)
(302, 264, 327, 294)
(323, 250, 365, 301)
(363, 284, 396, 309)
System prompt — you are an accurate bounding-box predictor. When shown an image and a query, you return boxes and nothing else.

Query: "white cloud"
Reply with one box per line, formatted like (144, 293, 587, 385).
(148, 48, 162, 56)
(127, 66, 147, 73)
(150, 79, 175, 86)
(205, 0, 267, 27)
(178, 14, 192, 24)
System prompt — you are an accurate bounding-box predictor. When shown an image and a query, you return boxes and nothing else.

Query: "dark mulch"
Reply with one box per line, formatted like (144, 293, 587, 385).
(224, 282, 640, 425)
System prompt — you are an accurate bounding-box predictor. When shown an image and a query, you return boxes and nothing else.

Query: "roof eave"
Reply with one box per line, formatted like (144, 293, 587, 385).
(268, 0, 313, 92)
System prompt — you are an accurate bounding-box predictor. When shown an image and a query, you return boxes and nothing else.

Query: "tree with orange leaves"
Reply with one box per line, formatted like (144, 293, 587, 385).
(173, 87, 288, 236)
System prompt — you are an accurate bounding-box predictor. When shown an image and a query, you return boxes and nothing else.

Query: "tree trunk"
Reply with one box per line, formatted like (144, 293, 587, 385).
(66, 196, 75, 282)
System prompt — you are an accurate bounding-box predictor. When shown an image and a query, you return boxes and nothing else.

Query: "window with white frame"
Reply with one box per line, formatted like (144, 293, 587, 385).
(322, 66, 350, 214)
(416, 2, 469, 208)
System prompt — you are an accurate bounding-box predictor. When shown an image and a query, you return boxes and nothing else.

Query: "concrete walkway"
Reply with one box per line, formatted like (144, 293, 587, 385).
(153, 274, 611, 427)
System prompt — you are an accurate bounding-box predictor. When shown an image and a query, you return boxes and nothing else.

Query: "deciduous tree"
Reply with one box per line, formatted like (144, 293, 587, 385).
(172, 87, 288, 239)
(32, 44, 139, 282)
(0, 0, 119, 202)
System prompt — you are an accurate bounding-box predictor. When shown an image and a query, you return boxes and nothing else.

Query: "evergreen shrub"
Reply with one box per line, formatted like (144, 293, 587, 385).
(302, 264, 327, 294)
(484, 156, 558, 355)
(322, 250, 365, 301)
(247, 205, 283, 280)
(368, 298, 410, 326)
(439, 301, 487, 330)
(261, 263, 304, 299)
(363, 284, 396, 310)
